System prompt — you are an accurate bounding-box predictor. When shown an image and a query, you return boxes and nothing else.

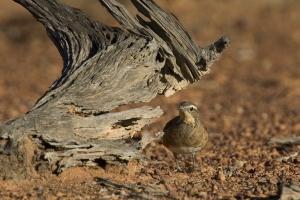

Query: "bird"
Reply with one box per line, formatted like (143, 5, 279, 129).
(162, 101, 208, 171)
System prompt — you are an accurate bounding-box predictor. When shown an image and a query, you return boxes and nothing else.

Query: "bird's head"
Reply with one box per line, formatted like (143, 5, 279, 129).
(178, 101, 198, 125)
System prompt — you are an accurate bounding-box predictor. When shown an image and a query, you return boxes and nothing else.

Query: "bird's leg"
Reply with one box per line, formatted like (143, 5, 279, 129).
(173, 153, 183, 172)
(192, 152, 197, 167)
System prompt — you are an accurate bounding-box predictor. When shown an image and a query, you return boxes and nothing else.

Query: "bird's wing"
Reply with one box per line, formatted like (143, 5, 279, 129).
(201, 121, 208, 131)
(163, 116, 180, 132)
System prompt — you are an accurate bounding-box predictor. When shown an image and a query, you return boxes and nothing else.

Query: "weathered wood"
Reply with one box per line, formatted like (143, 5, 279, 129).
(279, 181, 300, 200)
(95, 177, 169, 198)
(0, 0, 230, 180)
(268, 136, 300, 145)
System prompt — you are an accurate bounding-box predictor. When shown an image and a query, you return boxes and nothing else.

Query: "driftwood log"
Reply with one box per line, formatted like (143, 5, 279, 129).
(0, 0, 230, 180)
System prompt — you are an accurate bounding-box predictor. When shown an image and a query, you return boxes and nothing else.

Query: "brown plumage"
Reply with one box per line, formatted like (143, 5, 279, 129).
(162, 101, 208, 171)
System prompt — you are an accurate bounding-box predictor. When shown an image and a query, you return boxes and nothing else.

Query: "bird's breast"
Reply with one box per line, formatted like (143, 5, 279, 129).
(163, 122, 208, 154)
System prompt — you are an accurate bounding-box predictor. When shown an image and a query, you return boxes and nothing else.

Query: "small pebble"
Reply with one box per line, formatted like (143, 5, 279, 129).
(183, 196, 189, 200)
(120, 190, 126, 196)
(90, 181, 97, 185)
(217, 173, 226, 181)
(214, 103, 222, 110)
(245, 164, 252, 172)
(56, 191, 64, 197)
(34, 186, 45, 192)
(279, 124, 286, 130)
(236, 106, 244, 114)
(111, 193, 117, 200)
(213, 184, 219, 191)
(100, 188, 108, 193)
(269, 177, 278, 185)
(234, 160, 244, 169)
(261, 150, 269, 158)
(150, 141, 156, 147)
(256, 187, 263, 194)
(187, 187, 198, 197)
(198, 191, 207, 198)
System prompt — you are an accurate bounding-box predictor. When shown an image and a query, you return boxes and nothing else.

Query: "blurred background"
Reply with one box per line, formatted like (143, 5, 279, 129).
(1, 1, 300, 197)
(0, 0, 299, 138)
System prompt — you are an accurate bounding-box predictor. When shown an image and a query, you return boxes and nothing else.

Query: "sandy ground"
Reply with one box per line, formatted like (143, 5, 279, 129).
(0, 0, 300, 199)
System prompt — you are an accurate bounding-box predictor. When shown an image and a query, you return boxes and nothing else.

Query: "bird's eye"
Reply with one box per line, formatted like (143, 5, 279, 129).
(189, 107, 194, 111)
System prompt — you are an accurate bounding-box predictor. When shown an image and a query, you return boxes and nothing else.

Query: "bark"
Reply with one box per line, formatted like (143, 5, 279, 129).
(0, 0, 230, 180)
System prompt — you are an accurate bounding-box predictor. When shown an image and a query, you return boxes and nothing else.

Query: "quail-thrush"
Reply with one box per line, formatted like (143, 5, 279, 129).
(162, 101, 208, 171)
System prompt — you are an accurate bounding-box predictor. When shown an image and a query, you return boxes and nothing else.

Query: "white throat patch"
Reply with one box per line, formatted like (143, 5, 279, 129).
(179, 111, 195, 126)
